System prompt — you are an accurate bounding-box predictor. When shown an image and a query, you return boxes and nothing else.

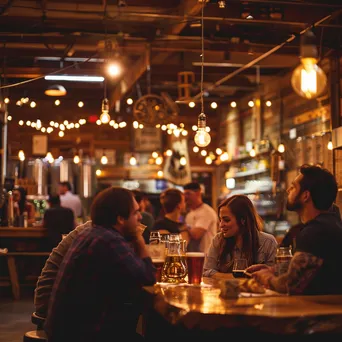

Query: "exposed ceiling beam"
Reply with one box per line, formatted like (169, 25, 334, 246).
(110, 46, 150, 106)
(167, 0, 203, 34)
(228, 0, 342, 8)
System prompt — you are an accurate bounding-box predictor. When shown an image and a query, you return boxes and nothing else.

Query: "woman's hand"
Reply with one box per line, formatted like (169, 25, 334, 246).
(251, 268, 275, 288)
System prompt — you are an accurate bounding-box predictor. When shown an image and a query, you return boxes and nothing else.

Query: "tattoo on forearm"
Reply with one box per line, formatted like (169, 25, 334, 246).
(269, 252, 323, 294)
(287, 252, 323, 294)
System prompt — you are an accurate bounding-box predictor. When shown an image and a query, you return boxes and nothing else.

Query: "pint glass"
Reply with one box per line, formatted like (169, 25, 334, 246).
(185, 252, 205, 285)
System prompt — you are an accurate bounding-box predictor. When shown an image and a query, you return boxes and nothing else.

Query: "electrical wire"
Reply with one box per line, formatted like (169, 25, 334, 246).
(0, 52, 100, 89)
(200, 2, 204, 115)
(192, 11, 340, 101)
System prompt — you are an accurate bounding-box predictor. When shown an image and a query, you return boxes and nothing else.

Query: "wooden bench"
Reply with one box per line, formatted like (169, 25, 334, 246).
(0, 251, 51, 300)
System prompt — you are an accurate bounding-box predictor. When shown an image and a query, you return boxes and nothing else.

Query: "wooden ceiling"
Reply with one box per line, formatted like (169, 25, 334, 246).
(1, 0, 342, 126)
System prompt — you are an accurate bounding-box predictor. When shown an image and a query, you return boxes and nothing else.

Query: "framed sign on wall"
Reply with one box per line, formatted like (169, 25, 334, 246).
(134, 127, 161, 152)
(32, 135, 48, 156)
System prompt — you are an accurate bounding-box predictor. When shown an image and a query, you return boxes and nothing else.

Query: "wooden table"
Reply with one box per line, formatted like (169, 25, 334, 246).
(142, 277, 342, 340)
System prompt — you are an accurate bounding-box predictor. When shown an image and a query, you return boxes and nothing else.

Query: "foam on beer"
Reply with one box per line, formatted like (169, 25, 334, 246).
(186, 252, 205, 257)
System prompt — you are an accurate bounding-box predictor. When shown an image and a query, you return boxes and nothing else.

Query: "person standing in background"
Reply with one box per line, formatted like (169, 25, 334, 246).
(152, 188, 190, 244)
(42, 194, 76, 250)
(58, 181, 82, 221)
(133, 190, 155, 244)
(183, 182, 218, 254)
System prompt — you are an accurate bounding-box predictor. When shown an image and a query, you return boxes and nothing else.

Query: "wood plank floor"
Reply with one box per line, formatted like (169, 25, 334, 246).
(0, 288, 35, 342)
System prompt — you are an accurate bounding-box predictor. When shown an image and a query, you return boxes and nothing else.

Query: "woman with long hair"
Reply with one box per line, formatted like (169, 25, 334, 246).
(203, 195, 277, 279)
(12, 186, 36, 226)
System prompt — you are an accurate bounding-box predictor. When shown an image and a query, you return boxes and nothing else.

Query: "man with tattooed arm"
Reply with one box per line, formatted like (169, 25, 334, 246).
(247, 165, 342, 295)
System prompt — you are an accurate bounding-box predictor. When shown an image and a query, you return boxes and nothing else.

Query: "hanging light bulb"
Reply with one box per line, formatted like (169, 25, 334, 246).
(73, 155, 80, 164)
(205, 156, 212, 164)
(155, 156, 163, 165)
(101, 155, 108, 165)
(220, 152, 229, 161)
(100, 98, 111, 124)
(194, 113, 211, 147)
(327, 140, 333, 150)
(45, 152, 54, 163)
(249, 147, 256, 157)
(277, 143, 285, 153)
(291, 30, 327, 99)
(180, 156, 187, 166)
(129, 155, 137, 166)
(18, 150, 25, 161)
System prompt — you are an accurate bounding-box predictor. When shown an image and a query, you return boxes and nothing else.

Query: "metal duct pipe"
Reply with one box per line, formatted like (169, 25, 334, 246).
(26, 159, 48, 195)
(79, 160, 93, 199)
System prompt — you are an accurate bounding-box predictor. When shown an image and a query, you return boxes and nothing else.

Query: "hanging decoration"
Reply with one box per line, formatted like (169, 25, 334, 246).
(291, 30, 327, 99)
(194, 3, 211, 148)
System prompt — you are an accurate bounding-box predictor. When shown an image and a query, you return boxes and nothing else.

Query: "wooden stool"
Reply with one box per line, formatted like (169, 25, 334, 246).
(23, 330, 48, 342)
(31, 312, 45, 330)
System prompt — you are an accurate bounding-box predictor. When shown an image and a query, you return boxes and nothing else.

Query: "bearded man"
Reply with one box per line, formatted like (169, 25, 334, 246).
(247, 164, 342, 295)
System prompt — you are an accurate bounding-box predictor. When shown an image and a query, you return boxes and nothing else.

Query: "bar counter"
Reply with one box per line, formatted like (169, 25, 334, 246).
(142, 278, 342, 340)
(0, 226, 47, 238)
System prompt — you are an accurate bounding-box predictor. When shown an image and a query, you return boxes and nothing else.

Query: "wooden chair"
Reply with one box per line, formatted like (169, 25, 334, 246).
(23, 330, 48, 342)
(31, 312, 45, 330)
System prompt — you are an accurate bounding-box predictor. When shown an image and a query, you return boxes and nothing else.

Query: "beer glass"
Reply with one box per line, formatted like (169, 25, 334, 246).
(149, 231, 161, 245)
(232, 258, 248, 278)
(185, 252, 205, 285)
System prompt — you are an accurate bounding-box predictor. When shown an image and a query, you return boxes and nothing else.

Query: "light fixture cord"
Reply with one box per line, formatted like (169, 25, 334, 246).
(200, 3, 204, 115)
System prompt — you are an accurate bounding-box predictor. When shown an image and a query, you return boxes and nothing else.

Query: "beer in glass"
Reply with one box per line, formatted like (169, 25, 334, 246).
(186, 252, 205, 285)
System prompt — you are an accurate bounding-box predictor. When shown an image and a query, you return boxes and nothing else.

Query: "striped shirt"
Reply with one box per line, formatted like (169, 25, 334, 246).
(34, 221, 92, 317)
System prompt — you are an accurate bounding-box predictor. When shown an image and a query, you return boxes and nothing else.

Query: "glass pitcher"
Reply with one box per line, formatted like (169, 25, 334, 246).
(161, 236, 187, 284)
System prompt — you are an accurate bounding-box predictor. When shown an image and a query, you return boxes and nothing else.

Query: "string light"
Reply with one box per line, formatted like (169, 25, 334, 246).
(277, 143, 285, 153)
(18, 150, 25, 161)
(73, 155, 80, 164)
(129, 155, 137, 166)
(101, 154, 108, 165)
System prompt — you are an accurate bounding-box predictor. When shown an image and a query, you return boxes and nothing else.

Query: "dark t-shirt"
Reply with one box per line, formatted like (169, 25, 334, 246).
(141, 211, 155, 244)
(296, 212, 342, 295)
(152, 217, 183, 234)
(43, 207, 75, 250)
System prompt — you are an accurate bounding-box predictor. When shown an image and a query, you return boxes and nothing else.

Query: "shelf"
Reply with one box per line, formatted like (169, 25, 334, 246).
(226, 150, 272, 164)
(228, 168, 269, 178)
(228, 188, 272, 196)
